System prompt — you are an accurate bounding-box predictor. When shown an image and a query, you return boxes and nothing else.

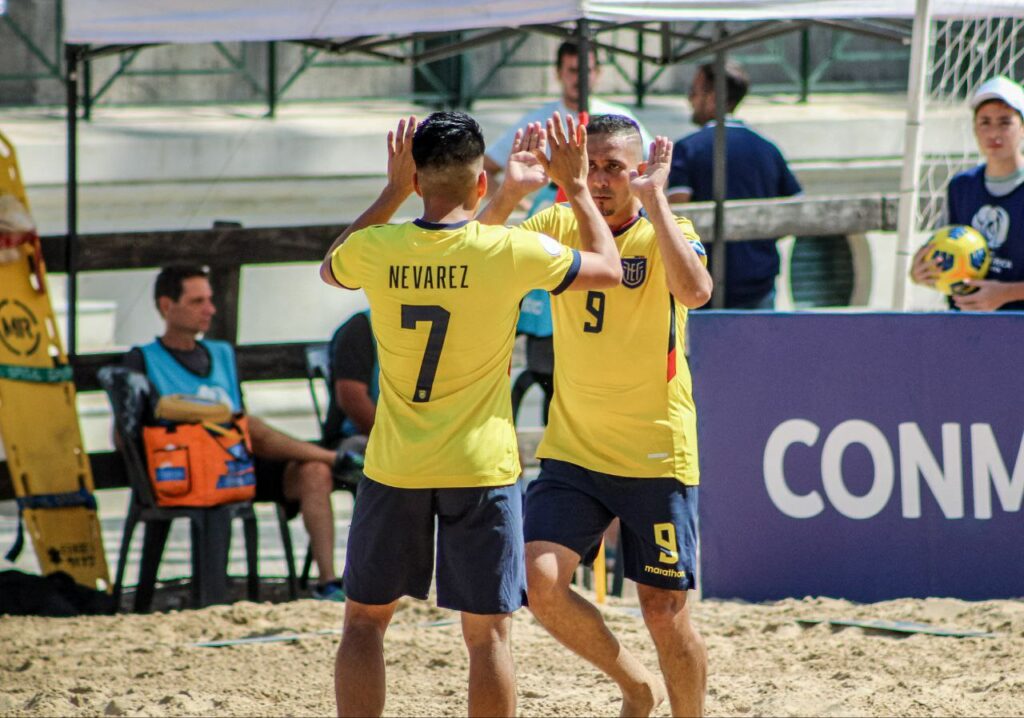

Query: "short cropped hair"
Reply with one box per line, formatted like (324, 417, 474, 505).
(555, 40, 598, 70)
(587, 114, 641, 140)
(587, 114, 645, 159)
(154, 265, 209, 307)
(412, 112, 486, 197)
(698, 61, 750, 112)
(412, 111, 485, 172)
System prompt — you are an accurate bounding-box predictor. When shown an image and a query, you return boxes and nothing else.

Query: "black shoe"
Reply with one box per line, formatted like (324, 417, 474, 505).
(332, 449, 364, 490)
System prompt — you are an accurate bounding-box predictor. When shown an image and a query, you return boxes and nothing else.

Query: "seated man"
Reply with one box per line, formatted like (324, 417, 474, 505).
(123, 265, 351, 601)
(321, 309, 378, 455)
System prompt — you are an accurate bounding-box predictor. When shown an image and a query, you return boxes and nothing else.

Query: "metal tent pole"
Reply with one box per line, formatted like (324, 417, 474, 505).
(711, 25, 729, 309)
(576, 19, 591, 116)
(65, 43, 81, 359)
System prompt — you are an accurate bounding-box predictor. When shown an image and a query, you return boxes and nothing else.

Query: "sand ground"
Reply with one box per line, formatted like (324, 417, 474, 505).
(2, 590, 1022, 717)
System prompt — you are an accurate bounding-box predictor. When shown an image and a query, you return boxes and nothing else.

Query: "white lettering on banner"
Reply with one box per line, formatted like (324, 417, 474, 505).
(821, 420, 894, 520)
(763, 420, 1024, 520)
(899, 423, 963, 519)
(764, 419, 824, 518)
(971, 424, 1024, 519)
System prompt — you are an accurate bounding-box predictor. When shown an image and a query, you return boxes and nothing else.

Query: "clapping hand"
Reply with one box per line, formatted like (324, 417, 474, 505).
(504, 122, 549, 198)
(630, 136, 672, 201)
(387, 116, 417, 197)
(535, 112, 588, 194)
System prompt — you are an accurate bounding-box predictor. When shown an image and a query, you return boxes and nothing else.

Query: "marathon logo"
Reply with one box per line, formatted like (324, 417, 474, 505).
(0, 298, 41, 356)
(643, 564, 689, 579)
(621, 256, 647, 289)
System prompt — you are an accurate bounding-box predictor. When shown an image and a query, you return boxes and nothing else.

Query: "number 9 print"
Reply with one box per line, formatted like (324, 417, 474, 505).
(654, 522, 679, 564)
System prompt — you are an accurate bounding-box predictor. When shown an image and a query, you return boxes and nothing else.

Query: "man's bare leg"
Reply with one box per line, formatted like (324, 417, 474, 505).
(636, 584, 706, 718)
(248, 415, 337, 465)
(335, 599, 396, 717)
(282, 460, 337, 583)
(461, 612, 516, 717)
(526, 541, 664, 717)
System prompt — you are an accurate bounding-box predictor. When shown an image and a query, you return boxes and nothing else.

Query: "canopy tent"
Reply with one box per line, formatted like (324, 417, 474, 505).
(65, 0, 1024, 43)
(56, 0, 1024, 346)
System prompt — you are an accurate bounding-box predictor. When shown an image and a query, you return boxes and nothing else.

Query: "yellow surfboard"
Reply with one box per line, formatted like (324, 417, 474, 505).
(0, 131, 110, 591)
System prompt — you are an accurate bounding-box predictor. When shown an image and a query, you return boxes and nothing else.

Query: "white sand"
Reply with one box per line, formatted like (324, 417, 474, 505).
(2, 593, 1022, 717)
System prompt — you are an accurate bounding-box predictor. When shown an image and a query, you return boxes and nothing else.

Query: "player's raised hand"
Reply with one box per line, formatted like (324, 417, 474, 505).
(629, 136, 672, 200)
(542, 112, 588, 193)
(387, 116, 417, 196)
(504, 122, 549, 196)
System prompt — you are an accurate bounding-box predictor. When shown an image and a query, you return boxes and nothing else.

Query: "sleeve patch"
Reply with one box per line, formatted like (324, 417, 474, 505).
(536, 232, 564, 257)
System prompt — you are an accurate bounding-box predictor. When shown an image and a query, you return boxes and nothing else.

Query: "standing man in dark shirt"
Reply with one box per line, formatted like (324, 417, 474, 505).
(321, 309, 378, 455)
(123, 265, 354, 601)
(668, 60, 802, 309)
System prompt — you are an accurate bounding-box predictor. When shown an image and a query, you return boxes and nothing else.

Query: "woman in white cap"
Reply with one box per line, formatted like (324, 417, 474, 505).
(911, 75, 1024, 310)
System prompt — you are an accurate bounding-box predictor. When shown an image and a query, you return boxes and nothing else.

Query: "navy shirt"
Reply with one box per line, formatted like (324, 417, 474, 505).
(322, 311, 378, 446)
(947, 164, 1024, 311)
(668, 119, 802, 307)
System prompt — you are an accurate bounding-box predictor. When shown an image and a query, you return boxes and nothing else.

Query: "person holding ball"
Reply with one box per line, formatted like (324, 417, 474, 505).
(911, 76, 1024, 311)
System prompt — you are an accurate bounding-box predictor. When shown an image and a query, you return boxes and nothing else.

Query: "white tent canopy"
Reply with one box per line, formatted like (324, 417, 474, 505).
(65, 0, 1024, 44)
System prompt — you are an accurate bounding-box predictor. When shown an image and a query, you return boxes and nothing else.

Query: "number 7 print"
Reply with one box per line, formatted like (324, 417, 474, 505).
(401, 304, 450, 402)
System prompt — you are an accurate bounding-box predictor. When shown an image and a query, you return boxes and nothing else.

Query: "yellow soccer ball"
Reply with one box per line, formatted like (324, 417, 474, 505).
(923, 225, 992, 295)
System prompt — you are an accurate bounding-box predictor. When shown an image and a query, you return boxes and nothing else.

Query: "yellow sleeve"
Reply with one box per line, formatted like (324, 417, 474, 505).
(509, 227, 580, 296)
(521, 205, 556, 236)
(676, 216, 708, 267)
(329, 232, 365, 289)
(520, 204, 580, 249)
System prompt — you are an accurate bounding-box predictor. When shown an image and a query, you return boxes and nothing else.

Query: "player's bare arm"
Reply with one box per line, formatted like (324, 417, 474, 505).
(320, 116, 417, 288)
(478, 122, 548, 225)
(633, 137, 713, 307)
(543, 113, 622, 290)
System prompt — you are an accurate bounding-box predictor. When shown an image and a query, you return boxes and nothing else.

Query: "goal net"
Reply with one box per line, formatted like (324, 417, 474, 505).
(915, 13, 1024, 234)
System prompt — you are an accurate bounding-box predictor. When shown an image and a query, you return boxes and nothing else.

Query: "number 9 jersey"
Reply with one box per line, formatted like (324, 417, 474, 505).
(522, 204, 706, 485)
(330, 218, 580, 489)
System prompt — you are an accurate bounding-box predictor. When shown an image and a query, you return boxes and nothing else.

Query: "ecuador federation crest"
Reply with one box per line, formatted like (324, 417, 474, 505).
(621, 256, 647, 289)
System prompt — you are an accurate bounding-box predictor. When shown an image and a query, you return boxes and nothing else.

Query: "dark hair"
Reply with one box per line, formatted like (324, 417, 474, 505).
(411, 111, 485, 172)
(555, 40, 598, 70)
(154, 265, 209, 306)
(587, 114, 642, 140)
(697, 61, 750, 111)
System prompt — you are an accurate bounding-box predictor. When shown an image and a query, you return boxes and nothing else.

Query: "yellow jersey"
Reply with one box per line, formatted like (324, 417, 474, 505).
(330, 218, 579, 489)
(522, 204, 705, 484)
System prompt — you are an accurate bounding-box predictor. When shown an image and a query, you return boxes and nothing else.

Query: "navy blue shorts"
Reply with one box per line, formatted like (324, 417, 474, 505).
(342, 477, 526, 614)
(524, 459, 698, 591)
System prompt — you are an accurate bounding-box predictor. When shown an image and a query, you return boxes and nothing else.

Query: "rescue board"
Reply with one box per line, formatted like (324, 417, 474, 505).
(0, 131, 110, 591)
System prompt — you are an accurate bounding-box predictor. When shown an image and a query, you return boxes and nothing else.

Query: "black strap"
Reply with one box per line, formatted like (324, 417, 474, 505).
(5, 489, 97, 562)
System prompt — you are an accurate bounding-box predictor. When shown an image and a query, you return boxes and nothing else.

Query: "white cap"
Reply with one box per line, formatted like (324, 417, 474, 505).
(971, 76, 1024, 117)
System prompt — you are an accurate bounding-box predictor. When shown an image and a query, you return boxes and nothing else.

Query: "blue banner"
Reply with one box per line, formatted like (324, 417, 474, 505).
(689, 312, 1024, 602)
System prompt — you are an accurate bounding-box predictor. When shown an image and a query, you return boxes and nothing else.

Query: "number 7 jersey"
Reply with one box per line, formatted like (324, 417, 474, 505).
(330, 218, 580, 489)
(522, 204, 706, 484)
